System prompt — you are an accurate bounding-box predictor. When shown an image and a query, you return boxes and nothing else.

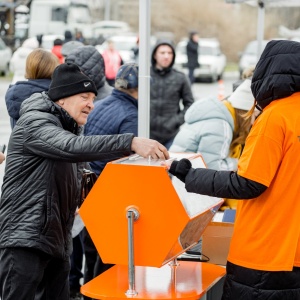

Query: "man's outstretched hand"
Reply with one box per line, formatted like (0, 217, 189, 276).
(131, 137, 170, 160)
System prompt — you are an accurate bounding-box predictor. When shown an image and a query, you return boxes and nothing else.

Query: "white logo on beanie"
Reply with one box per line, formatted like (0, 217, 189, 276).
(84, 82, 91, 87)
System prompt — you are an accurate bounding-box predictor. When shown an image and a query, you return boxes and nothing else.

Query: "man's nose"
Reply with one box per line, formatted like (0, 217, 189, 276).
(88, 100, 94, 110)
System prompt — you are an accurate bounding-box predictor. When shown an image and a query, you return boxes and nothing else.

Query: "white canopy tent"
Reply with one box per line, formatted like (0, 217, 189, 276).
(226, 0, 300, 59)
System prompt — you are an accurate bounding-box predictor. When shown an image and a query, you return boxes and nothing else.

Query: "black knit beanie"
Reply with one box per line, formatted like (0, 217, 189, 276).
(48, 63, 98, 101)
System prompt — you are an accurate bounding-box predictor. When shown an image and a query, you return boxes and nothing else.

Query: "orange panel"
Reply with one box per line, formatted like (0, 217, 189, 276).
(81, 261, 226, 299)
(80, 163, 189, 267)
(80, 154, 223, 268)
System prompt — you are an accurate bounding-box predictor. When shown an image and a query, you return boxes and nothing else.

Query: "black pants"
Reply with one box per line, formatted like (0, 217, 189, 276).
(0, 247, 70, 300)
(222, 261, 300, 300)
(82, 228, 113, 300)
(188, 67, 196, 84)
(69, 234, 84, 293)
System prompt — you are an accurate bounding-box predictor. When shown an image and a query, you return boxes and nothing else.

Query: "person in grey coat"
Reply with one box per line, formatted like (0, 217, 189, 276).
(65, 45, 113, 102)
(0, 63, 169, 300)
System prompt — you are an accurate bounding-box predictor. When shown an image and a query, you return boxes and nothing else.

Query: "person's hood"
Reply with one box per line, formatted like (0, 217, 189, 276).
(65, 45, 106, 89)
(184, 96, 234, 131)
(13, 46, 34, 59)
(22, 37, 39, 49)
(251, 40, 300, 110)
(151, 40, 176, 69)
(5, 79, 51, 120)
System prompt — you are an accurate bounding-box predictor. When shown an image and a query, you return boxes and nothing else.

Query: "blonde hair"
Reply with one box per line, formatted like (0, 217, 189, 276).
(25, 48, 59, 79)
(229, 66, 257, 155)
(242, 66, 255, 80)
(229, 108, 252, 157)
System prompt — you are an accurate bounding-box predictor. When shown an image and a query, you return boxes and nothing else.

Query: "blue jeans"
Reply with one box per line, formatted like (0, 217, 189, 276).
(0, 247, 70, 300)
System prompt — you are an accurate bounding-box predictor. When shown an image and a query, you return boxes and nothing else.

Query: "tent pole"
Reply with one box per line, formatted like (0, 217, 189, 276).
(138, 0, 151, 138)
(256, 0, 265, 60)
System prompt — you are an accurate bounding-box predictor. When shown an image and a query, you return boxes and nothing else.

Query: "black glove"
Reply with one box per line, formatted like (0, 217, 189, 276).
(169, 158, 192, 183)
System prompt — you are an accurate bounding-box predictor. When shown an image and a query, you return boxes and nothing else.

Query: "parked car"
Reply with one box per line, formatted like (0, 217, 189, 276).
(0, 37, 12, 76)
(92, 21, 132, 40)
(40, 34, 65, 50)
(238, 39, 269, 78)
(96, 34, 139, 63)
(174, 38, 226, 82)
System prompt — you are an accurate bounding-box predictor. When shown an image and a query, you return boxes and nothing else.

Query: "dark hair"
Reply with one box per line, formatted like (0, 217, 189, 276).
(53, 38, 63, 46)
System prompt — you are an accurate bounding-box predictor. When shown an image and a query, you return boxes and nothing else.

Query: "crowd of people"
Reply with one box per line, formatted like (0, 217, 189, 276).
(1, 28, 300, 300)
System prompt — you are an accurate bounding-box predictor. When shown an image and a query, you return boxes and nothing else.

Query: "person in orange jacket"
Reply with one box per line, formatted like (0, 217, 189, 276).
(51, 38, 64, 64)
(165, 40, 300, 299)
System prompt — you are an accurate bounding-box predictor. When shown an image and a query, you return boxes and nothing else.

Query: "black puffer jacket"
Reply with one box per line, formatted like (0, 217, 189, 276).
(150, 41, 194, 145)
(65, 45, 113, 102)
(0, 92, 133, 259)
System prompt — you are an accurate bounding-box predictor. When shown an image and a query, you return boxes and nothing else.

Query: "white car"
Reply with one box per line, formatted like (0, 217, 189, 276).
(0, 38, 12, 76)
(175, 38, 226, 82)
(96, 34, 138, 63)
(92, 21, 132, 40)
(238, 40, 269, 78)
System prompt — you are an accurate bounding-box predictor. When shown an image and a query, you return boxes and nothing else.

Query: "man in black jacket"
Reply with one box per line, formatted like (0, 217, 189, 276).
(0, 63, 169, 300)
(150, 40, 194, 149)
(186, 31, 199, 84)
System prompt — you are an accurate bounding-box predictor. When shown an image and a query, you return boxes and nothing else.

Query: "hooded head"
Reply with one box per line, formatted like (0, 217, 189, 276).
(251, 40, 300, 110)
(65, 45, 106, 89)
(22, 38, 39, 49)
(151, 40, 176, 70)
(61, 41, 84, 57)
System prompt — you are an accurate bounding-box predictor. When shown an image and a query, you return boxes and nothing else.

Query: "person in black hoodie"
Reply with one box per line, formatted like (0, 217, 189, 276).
(150, 40, 194, 149)
(5, 48, 59, 129)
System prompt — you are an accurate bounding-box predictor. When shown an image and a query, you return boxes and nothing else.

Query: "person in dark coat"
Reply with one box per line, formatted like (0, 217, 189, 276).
(64, 30, 73, 43)
(83, 63, 139, 297)
(65, 45, 113, 102)
(0, 62, 169, 300)
(186, 31, 199, 84)
(5, 48, 59, 129)
(164, 40, 300, 300)
(150, 40, 194, 149)
(65, 45, 113, 300)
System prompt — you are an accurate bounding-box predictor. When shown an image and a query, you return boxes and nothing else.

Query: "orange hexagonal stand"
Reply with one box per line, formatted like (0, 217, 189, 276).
(79, 154, 225, 299)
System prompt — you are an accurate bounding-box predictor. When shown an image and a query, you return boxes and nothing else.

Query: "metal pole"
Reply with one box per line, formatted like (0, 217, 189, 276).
(104, 0, 110, 21)
(138, 0, 151, 138)
(256, 0, 265, 60)
(125, 208, 139, 296)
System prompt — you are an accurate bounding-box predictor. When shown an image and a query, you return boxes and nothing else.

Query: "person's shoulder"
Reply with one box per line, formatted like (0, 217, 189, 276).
(171, 68, 190, 81)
